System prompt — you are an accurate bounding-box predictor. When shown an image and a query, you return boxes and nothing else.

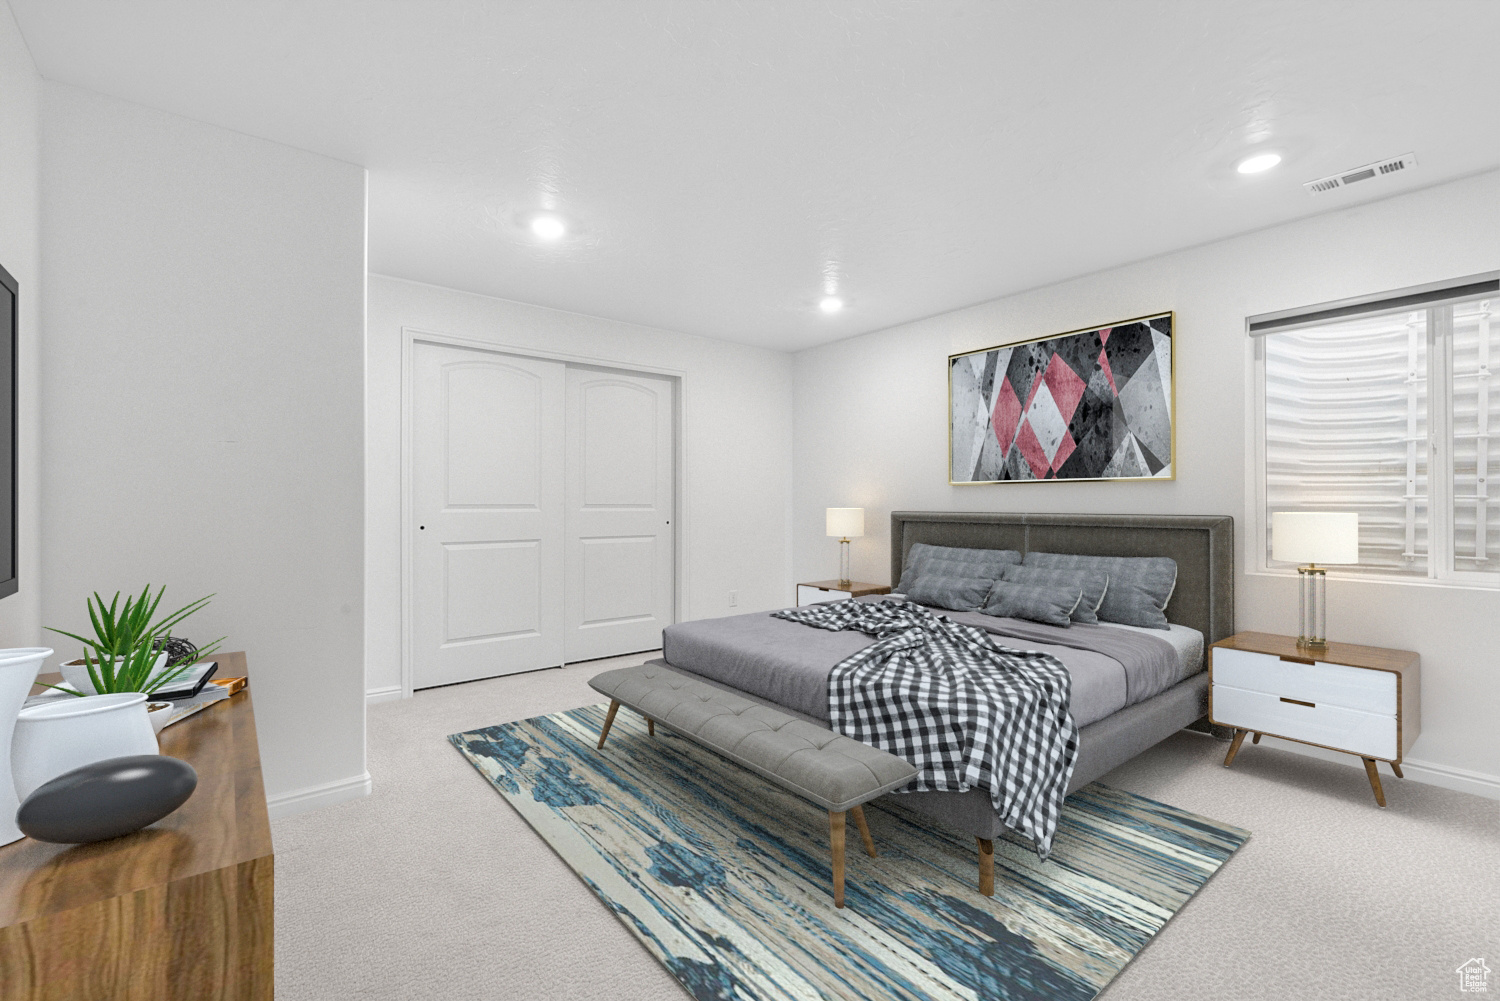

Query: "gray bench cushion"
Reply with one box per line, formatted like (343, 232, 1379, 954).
(590, 663, 917, 813)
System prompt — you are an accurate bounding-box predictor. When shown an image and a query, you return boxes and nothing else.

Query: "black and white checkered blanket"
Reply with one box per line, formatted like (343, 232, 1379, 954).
(773, 599, 1078, 858)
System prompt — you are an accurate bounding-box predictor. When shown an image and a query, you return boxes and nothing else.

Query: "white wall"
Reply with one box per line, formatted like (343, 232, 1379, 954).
(0, 3, 41, 649)
(793, 168, 1500, 797)
(40, 83, 369, 816)
(366, 274, 794, 698)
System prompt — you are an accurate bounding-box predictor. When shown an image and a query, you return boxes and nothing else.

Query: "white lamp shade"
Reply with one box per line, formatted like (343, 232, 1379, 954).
(826, 507, 865, 538)
(1272, 512, 1359, 565)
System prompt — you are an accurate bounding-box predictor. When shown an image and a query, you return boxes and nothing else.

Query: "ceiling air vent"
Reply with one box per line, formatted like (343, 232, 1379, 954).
(1304, 152, 1417, 194)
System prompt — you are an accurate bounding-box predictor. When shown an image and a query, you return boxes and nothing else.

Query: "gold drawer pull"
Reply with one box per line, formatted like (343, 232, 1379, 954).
(1280, 697, 1316, 708)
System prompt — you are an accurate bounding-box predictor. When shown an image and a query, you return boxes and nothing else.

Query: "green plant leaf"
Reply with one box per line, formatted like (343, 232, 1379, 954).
(46, 585, 222, 694)
(35, 682, 86, 697)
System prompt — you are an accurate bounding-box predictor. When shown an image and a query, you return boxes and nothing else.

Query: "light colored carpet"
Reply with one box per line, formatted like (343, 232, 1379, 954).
(273, 653, 1500, 1000)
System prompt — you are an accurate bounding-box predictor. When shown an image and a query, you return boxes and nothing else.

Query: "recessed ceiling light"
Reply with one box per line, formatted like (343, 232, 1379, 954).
(530, 215, 566, 240)
(819, 296, 844, 314)
(1236, 152, 1282, 175)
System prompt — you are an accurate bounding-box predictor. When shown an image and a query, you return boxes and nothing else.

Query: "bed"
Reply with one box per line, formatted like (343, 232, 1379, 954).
(653, 511, 1234, 848)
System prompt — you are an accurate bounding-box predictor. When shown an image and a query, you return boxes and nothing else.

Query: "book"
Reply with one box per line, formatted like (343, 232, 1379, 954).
(159, 683, 231, 728)
(152, 661, 219, 701)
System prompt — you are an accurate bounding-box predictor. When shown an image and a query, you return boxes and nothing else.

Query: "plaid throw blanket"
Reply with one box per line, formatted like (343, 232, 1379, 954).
(773, 599, 1078, 858)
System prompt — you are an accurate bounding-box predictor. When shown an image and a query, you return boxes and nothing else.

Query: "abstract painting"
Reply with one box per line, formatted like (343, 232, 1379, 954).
(951, 312, 1174, 483)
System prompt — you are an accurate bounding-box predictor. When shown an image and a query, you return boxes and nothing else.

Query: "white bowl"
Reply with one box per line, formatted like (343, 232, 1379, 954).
(59, 652, 169, 695)
(12, 692, 159, 799)
(146, 701, 175, 734)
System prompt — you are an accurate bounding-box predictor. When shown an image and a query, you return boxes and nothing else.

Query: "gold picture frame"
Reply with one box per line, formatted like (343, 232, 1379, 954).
(949, 311, 1175, 484)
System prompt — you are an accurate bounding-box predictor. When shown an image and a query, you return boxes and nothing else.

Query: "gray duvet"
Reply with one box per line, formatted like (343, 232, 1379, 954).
(660, 601, 1197, 729)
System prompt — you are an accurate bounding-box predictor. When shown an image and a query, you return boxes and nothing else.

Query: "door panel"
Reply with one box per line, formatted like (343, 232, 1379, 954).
(442, 541, 540, 642)
(413, 342, 565, 688)
(581, 382, 657, 506)
(443, 365, 543, 508)
(580, 535, 655, 624)
(565, 368, 675, 661)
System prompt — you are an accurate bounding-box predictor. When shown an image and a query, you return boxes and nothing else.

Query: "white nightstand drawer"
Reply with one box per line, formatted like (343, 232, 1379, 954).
(1212, 683, 1397, 759)
(1212, 647, 1396, 715)
(797, 584, 851, 606)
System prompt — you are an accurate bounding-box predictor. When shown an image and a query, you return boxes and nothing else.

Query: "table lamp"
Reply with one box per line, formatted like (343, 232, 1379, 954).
(1271, 511, 1359, 649)
(826, 508, 865, 587)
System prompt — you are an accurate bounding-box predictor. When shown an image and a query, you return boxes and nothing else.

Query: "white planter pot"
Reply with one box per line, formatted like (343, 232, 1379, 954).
(12, 692, 159, 801)
(0, 647, 53, 847)
(146, 700, 175, 734)
(59, 652, 169, 695)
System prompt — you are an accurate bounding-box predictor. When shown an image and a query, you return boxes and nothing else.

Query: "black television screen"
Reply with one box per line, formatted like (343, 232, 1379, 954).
(0, 262, 14, 599)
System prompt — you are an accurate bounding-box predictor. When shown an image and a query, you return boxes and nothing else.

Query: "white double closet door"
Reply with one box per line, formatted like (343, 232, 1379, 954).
(411, 341, 674, 690)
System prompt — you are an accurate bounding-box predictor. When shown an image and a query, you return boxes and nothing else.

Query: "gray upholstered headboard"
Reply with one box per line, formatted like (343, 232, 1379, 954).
(890, 512, 1234, 642)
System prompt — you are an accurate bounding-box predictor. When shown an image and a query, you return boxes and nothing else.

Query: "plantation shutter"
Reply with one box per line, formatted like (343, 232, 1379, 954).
(1450, 299, 1498, 572)
(1263, 312, 1428, 575)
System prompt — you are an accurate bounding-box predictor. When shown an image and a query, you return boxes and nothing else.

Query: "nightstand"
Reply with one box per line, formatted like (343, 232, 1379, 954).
(1209, 631, 1420, 806)
(796, 580, 891, 606)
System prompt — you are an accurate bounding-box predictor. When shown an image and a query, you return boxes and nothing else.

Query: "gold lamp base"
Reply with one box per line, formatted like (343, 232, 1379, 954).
(1296, 564, 1328, 648)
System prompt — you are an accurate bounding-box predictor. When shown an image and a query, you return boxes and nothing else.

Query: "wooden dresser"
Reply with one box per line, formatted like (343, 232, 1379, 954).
(0, 652, 273, 1000)
(1209, 632, 1420, 806)
(796, 580, 892, 606)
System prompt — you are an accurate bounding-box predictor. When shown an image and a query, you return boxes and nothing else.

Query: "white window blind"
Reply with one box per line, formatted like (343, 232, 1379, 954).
(1256, 275, 1498, 587)
(1264, 313, 1428, 574)
(1449, 300, 1497, 571)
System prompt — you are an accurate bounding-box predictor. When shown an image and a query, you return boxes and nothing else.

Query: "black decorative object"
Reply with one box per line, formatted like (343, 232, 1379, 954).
(151, 660, 219, 701)
(17, 754, 197, 844)
(152, 635, 199, 668)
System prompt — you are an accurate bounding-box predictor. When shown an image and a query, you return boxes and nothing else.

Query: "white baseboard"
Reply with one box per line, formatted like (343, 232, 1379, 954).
(1392, 757, 1500, 800)
(267, 771, 373, 820)
(1257, 736, 1500, 800)
(366, 685, 404, 705)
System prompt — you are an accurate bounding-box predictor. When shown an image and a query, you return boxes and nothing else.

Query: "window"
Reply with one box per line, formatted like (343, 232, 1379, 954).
(1253, 274, 1499, 586)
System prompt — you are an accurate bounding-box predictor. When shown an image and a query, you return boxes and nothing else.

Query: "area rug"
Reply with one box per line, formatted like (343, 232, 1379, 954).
(451, 705, 1249, 1001)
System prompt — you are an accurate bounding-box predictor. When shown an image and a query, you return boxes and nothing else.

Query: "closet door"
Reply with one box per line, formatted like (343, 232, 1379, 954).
(564, 367, 675, 662)
(411, 342, 565, 688)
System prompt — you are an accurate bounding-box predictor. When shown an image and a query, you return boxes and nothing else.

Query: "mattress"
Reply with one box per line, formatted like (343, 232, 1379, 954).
(661, 601, 1205, 730)
(1100, 620, 1205, 679)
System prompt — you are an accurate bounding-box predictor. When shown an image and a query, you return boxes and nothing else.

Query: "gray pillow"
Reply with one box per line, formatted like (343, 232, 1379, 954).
(1000, 564, 1109, 624)
(905, 574, 995, 612)
(1022, 552, 1177, 629)
(980, 580, 1083, 627)
(896, 543, 1021, 592)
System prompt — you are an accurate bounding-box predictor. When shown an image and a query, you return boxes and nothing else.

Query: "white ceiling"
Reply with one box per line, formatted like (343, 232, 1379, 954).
(12, 1, 1500, 351)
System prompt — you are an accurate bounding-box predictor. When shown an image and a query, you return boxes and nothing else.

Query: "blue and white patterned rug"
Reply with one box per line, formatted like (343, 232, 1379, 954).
(451, 704, 1248, 1001)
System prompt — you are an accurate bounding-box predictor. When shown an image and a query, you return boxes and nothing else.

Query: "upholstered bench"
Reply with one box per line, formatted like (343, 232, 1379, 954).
(589, 662, 918, 908)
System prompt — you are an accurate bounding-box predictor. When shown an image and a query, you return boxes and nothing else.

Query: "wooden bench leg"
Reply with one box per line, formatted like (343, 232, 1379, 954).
(1251, 732, 1262, 745)
(647, 718, 655, 737)
(977, 838, 995, 896)
(850, 805, 876, 858)
(830, 811, 847, 908)
(1363, 757, 1387, 807)
(597, 700, 621, 750)
(1223, 728, 1247, 767)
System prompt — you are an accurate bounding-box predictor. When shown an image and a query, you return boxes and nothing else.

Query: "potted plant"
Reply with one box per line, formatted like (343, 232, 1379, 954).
(45, 585, 225, 696)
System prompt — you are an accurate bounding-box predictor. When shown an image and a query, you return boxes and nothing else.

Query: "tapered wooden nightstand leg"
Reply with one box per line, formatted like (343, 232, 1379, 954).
(597, 700, 621, 749)
(1362, 757, 1387, 807)
(1388, 761, 1403, 778)
(977, 838, 995, 896)
(830, 811, 846, 908)
(1251, 732, 1262, 745)
(647, 718, 655, 737)
(1223, 729, 1248, 767)
(850, 805, 876, 858)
